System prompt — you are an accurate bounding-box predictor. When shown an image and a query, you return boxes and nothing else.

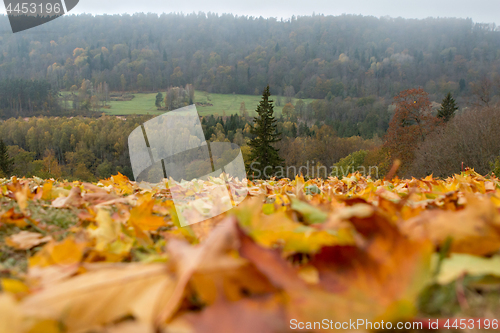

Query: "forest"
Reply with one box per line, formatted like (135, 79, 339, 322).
(0, 13, 499, 103)
(0, 13, 499, 181)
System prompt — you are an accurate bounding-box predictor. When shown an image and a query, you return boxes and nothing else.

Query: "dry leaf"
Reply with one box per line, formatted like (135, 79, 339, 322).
(6, 231, 52, 250)
(22, 263, 176, 332)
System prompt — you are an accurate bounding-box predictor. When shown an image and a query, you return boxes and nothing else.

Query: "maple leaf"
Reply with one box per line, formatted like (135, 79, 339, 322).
(237, 208, 433, 326)
(104, 173, 134, 195)
(401, 195, 500, 256)
(52, 186, 85, 208)
(290, 198, 328, 225)
(87, 209, 135, 260)
(128, 194, 167, 232)
(0, 208, 28, 228)
(29, 236, 87, 268)
(157, 217, 246, 323)
(235, 199, 352, 253)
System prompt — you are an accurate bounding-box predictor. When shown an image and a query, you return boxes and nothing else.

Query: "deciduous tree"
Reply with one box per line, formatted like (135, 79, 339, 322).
(384, 88, 440, 174)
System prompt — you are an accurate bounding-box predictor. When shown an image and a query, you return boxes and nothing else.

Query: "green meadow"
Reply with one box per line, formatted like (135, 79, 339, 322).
(102, 91, 313, 116)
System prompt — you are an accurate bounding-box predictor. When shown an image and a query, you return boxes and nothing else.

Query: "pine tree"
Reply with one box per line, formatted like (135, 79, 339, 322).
(438, 92, 459, 122)
(0, 139, 12, 177)
(248, 86, 283, 179)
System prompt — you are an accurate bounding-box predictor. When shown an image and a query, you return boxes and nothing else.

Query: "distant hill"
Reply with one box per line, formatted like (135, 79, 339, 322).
(0, 13, 499, 102)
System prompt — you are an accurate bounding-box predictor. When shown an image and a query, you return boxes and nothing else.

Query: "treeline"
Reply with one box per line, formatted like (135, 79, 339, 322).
(0, 78, 62, 118)
(0, 13, 499, 103)
(1, 89, 498, 181)
(0, 116, 151, 180)
(0, 111, 379, 180)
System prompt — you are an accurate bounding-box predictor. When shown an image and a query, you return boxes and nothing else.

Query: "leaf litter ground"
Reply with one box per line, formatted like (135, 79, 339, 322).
(0, 170, 499, 332)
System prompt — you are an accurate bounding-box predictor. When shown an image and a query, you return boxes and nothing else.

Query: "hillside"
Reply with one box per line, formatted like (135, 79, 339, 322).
(0, 13, 499, 104)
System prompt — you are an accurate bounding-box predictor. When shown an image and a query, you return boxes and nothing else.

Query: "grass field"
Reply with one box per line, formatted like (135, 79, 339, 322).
(101, 91, 314, 116)
(106, 93, 164, 116)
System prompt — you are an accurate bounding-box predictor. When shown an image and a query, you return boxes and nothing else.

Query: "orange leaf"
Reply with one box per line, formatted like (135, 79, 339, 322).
(0, 208, 28, 228)
(129, 197, 167, 232)
(29, 237, 87, 268)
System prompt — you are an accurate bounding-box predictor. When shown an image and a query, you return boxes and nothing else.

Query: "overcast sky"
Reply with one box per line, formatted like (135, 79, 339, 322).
(2, 0, 500, 25)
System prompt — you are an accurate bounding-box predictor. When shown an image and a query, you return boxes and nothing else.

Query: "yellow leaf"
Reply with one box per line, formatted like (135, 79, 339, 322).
(111, 173, 134, 195)
(236, 203, 349, 253)
(14, 183, 30, 213)
(1, 279, 29, 294)
(87, 209, 134, 258)
(26, 319, 61, 333)
(41, 181, 54, 201)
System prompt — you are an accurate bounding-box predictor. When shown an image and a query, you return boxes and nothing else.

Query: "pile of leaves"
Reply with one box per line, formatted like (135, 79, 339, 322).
(0, 170, 500, 332)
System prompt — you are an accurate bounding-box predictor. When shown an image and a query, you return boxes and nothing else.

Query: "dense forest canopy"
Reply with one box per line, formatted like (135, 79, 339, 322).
(0, 13, 499, 102)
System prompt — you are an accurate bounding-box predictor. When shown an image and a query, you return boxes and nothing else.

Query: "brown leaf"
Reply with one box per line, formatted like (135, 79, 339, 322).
(157, 216, 245, 324)
(401, 196, 500, 255)
(52, 187, 84, 208)
(237, 212, 433, 328)
(184, 294, 287, 333)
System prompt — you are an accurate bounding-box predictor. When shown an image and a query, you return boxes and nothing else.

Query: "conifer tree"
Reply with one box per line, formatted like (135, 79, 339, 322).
(0, 139, 12, 177)
(437, 92, 458, 122)
(248, 86, 283, 178)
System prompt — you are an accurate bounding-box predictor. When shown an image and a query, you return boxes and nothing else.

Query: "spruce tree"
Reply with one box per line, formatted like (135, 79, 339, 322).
(437, 92, 458, 122)
(0, 139, 12, 177)
(248, 86, 283, 179)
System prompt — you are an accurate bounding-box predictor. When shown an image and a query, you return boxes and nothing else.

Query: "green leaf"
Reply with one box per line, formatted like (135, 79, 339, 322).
(436, 253, 500, 285)
(290, 199, 328, 225)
